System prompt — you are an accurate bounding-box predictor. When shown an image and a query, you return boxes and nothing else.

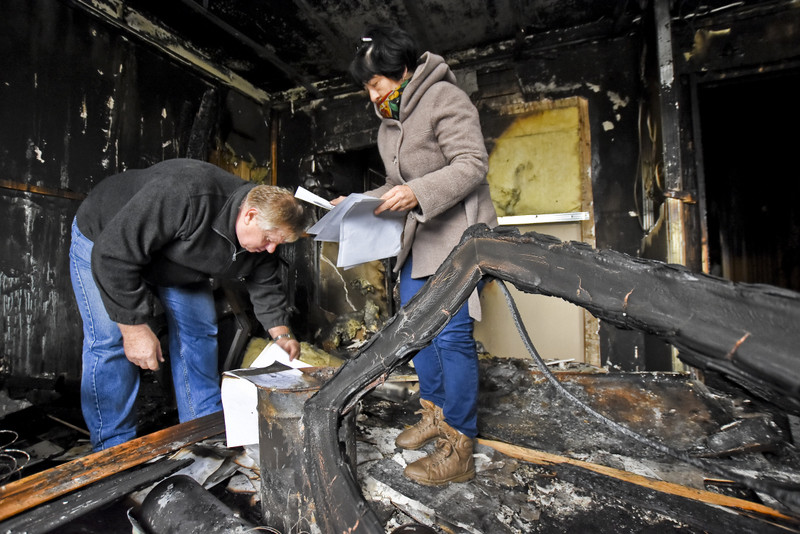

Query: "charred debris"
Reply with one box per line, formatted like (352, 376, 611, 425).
(1, 227, 800, 533)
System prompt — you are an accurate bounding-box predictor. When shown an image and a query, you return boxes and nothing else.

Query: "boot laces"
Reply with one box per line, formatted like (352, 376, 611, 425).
(428, 437, 455, 467)
(411, 407, 436, 429)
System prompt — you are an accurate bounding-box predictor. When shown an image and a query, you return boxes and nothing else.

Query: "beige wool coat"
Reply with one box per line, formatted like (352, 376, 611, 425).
(367, 52, 498, 318)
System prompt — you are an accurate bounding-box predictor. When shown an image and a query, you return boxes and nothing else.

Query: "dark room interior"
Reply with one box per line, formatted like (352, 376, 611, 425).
(2, 1, 800, 533)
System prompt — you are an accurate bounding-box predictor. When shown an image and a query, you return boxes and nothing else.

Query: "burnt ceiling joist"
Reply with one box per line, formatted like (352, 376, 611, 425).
(63, 0, 656, 104)
(172, 0, 323, 98)
(62, 1, 794, 104)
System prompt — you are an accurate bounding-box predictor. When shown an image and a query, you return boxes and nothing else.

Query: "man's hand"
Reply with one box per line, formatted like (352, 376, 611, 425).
(279, 338, 301, 361)
(118, 323, 164, 370)
(269, 326, 301, 361)
(375, 184, 417, 214)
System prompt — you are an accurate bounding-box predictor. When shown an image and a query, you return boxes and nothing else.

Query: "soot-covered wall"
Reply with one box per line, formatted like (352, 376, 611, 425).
(0, 1, 266, 381)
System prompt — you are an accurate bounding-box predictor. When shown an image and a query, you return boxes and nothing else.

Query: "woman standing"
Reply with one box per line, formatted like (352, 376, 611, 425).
(347, 25, 498, 485)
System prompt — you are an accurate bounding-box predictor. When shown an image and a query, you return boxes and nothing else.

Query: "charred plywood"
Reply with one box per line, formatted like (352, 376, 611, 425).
(0, 195, 78, 378)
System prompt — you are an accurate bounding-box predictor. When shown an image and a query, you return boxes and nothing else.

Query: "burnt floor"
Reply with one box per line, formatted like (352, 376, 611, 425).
(1, 356, 800, 533)
(358, 358, 800, 533)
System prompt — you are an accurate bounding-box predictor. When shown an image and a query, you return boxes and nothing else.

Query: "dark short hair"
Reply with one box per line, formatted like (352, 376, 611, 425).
(349, 25, 419, 86)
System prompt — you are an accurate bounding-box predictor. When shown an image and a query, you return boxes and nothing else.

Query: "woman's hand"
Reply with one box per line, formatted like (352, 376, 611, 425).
(330, 196, 346, 206)
(375, 184, 417, 214)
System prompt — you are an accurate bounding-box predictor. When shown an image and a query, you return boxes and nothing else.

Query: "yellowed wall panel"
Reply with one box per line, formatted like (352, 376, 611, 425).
(488, 107, 582, 216)
(477, 99, 596, 364)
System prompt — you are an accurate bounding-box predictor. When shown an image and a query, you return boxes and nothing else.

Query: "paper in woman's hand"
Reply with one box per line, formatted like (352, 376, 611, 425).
(305, 193, 404, 269)
(294, 186, 334, 210)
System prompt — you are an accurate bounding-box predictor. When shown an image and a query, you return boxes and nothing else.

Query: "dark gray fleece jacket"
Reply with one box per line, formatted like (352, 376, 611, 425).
(76, 158, 290, 330)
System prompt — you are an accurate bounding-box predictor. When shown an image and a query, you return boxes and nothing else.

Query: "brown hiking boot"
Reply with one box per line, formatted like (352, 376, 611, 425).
(395, 399, 443, 450)
(403, 420, 475, 486)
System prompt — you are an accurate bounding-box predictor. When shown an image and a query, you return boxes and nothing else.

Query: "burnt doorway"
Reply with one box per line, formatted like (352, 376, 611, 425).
(697, 69, 800, 291)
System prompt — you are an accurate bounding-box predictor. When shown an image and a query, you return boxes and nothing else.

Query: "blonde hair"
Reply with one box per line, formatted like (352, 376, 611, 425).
(242, 186, 306, 241)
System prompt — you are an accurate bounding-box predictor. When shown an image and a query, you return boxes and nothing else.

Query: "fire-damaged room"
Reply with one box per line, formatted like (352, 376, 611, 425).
(2, 0, 800, 532)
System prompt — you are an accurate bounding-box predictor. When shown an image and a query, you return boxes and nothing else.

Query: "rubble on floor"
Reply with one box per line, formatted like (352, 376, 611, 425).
(1, 356, 799, 533)
(355, 358, 800, 533)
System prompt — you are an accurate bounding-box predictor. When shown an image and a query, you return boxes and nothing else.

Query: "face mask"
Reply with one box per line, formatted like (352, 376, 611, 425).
(378, 78, 411, 120)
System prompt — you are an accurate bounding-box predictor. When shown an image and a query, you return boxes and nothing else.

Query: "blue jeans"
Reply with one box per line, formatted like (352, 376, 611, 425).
(69, 218, 222, 450)
(400, 257, 479, 438)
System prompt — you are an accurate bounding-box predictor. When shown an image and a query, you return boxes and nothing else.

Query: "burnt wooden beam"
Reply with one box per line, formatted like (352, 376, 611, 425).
(0, 410, 224, 521)
(175, 0, 322, 98)
(64, 0, 271, 103)
(653, 0, 691, 274)
(304, 225, 800, 533)
(0, 179, 86, 201)
(479, 438, 797, 524)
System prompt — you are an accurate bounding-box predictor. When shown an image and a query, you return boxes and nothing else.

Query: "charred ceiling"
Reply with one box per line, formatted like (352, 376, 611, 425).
(65, 0, 652, 102)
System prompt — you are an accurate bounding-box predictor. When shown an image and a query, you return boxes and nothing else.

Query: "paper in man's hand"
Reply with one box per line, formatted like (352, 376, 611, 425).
(221, 342, 310, 447)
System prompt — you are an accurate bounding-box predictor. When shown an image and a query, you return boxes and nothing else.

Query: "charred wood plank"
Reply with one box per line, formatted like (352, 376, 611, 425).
(303, 225, 800, 533)
(0, 458, 192, 534)
(549, 460, 799, 534)
(540, 458, 799, 534)
(186, 88, 219, 161)
(0, 410, 224, 521)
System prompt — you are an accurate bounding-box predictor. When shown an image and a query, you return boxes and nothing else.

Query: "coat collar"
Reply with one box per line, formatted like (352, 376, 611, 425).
(212, 183, 255, 247)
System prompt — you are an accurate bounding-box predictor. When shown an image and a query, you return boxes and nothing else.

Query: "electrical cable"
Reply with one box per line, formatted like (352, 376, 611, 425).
(496, 278, 800, 511)
(0, 430, 29, 484)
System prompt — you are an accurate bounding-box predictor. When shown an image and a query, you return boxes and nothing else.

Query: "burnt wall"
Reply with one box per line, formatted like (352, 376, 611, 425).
(492, 32, 649, 370)
(0, 1, 268, 381)
(483, 33, 644, 256)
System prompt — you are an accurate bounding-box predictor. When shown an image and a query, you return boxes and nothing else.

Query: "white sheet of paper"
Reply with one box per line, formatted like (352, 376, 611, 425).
(222, 343, 310, 447)
(221, 375, 260, 448)
(337, 200, 403, 269)
(250, 341, 312, 370)
(295, 186, 334, 210)
(307, 194, 358, 241)
(306, 193, 404, 269)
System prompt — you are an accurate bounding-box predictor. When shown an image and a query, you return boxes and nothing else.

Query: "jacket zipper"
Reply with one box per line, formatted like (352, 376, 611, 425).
(214, 227, 243, 262)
